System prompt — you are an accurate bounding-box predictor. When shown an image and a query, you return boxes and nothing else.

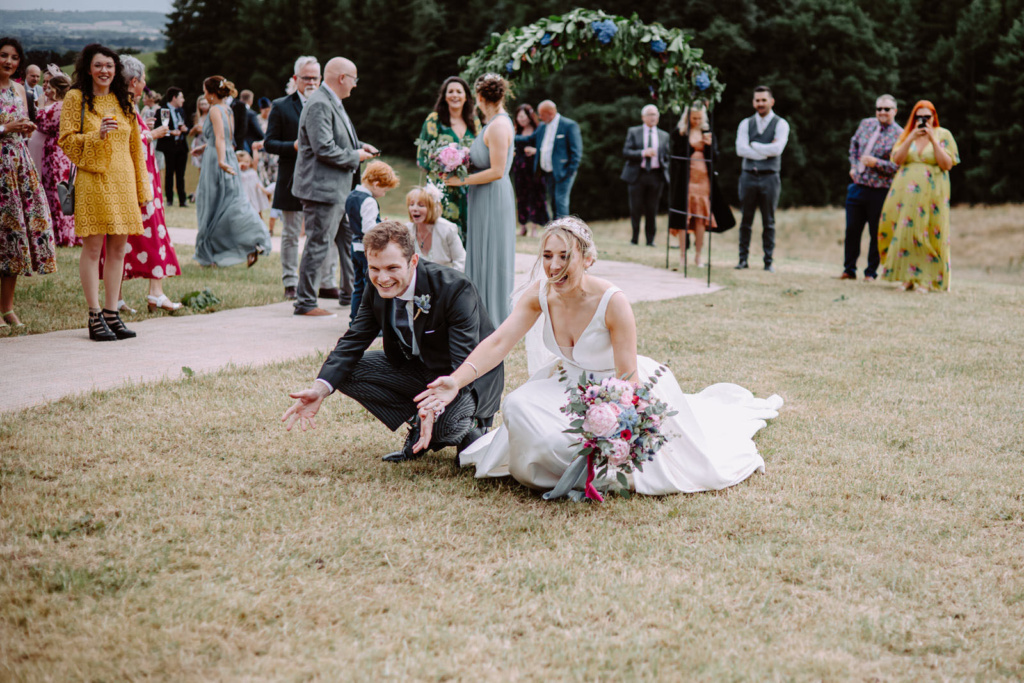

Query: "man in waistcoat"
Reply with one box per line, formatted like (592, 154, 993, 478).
(839, 94, 900, 281)
(735, 85, 790, 272)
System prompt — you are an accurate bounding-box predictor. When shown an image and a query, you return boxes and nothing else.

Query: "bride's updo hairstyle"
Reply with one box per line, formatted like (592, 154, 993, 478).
(474, 73, 508, 106)
(540, 217, 597, 284)
(203, 75, 237, 99)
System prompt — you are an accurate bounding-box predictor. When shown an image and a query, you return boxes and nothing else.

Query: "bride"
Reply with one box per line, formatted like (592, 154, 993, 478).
(415, 217, 782, 496)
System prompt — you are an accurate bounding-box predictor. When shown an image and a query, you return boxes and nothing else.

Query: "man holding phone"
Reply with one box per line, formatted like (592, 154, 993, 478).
(840, 94, 901, 281)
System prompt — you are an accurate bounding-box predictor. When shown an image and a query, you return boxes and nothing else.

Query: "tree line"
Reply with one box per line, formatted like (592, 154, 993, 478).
(151, 0, 1024, 219)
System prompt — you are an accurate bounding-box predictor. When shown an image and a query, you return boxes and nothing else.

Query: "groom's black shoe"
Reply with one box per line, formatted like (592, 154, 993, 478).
(382, 422, 424, 463)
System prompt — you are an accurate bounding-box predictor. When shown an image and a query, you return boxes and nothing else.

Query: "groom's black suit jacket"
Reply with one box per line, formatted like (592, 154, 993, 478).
(317, 260, 504, 420)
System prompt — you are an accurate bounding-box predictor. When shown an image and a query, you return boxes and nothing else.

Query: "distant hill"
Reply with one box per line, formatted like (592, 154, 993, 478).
(2, 9, 167, 52)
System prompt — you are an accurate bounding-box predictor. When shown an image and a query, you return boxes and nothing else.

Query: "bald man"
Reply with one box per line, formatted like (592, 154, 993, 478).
(291, 57, 378, 317)
(515, 99, 582, 218)
(621, 104, 671, 246)
(25, 64, 41, 120)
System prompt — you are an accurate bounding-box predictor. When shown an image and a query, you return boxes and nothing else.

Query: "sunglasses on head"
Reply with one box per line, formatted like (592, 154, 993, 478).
(876, 106, 893, 112)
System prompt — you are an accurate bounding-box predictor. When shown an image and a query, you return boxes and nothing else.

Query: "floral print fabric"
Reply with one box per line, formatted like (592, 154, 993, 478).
(417, 111, 478, 241)
(0, 84, 56, 277)
(35, 100, 79, 246)
(878, 128, 959, 291)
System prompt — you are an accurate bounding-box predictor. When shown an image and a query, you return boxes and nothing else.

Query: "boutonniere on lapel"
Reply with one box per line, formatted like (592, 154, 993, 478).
(413, 294, 431, 320)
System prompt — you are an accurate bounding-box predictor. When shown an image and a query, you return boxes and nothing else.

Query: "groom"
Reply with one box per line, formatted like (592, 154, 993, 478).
(282, 221, 504, 461)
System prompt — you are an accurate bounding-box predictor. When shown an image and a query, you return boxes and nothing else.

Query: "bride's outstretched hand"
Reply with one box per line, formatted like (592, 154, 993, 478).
(415, 376, 459, 414)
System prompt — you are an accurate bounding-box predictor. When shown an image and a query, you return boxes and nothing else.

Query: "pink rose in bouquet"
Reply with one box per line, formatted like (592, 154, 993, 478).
(435, 143, 470, 175)
(582, 402, 621, 437)
(607, 439, 632, 467)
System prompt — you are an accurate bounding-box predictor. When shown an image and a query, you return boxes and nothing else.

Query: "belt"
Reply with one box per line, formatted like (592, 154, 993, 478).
(744, 169, 778, 176)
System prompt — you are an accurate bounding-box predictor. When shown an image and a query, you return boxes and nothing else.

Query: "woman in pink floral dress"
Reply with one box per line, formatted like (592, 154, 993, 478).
(35, 68, 79, 247)
(0, 37, 57, 331)
(99, 54, 182, 313)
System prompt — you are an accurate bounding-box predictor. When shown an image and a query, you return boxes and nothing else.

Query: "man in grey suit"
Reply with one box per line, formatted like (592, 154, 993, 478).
(291, 57, 377, 317)
(621, 104, 671, 246)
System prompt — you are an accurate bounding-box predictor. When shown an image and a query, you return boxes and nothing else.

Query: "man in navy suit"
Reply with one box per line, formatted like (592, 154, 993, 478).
(516, 100, 583, 218)
(155, 87, 190, 207)
(237, 90, 264, 154)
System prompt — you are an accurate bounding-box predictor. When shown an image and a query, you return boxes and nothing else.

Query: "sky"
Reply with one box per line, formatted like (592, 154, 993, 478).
(1, 0, 171, 11)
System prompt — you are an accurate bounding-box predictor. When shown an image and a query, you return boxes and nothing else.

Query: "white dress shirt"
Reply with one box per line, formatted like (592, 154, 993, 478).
(540, 113, 561, 173)
(735, 111, 790, 160)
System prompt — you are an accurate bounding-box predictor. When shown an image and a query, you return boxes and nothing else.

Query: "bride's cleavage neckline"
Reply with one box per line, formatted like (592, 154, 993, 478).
(546, 289, 607, 354)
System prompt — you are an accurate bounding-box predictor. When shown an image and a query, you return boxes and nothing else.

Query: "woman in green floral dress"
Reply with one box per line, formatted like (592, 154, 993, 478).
(417, 76, 479, 243)
(877, 100, 959, 292)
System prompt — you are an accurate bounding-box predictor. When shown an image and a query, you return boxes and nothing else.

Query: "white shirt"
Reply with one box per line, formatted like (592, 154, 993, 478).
(735, 111, 790, 160)
(643, 124, 660, 169)
(540, 113, 561, 173)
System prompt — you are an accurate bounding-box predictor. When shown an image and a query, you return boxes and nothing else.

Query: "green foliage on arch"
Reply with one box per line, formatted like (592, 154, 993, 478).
(460, 8, 723, 114)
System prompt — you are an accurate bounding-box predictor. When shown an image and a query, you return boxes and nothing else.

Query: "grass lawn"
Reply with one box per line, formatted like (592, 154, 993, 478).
(1, 197, 1023, 676)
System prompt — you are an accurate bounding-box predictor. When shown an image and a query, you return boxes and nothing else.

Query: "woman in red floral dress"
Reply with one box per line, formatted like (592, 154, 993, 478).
(100, 54, 183, 313)
(35, 68, 79, 247)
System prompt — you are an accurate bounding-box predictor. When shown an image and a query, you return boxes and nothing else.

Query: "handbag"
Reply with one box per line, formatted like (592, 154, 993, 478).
(56, 97, 85, 215)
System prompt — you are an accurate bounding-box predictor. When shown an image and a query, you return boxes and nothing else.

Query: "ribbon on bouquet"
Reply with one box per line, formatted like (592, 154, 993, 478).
(541, 454, 604, 503)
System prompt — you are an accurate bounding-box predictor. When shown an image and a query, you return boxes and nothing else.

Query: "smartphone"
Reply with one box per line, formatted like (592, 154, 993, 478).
(915, 115, 929, 129)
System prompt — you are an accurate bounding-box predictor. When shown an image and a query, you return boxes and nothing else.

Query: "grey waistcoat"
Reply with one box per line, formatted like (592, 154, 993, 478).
(742, 115, 783, 172)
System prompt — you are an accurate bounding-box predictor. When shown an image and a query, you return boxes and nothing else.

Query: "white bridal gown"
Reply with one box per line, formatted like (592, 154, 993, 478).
(460, 285, 784, 495)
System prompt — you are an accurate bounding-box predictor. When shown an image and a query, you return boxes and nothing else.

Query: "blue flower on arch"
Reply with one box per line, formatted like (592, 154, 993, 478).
(591, 19, 618, 44)
(695, 71, 711, 91)
(505, 60, 515, 73)
(650, 39, 667, 53)
(540, 32, 553, 46)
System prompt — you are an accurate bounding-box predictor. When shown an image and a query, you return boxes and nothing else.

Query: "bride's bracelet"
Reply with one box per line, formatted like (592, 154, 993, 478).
(464, 361, 480, 380)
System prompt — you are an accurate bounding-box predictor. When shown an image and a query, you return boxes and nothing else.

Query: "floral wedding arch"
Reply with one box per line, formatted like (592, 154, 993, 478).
(459, 8, 723, 113)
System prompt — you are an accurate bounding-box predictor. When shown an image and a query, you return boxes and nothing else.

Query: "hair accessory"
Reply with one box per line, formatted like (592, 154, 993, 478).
(422, 184, 443, 204)
(219, 79, 226, 89)
(547, 217, 594, 246)
(45, 63, 63, 78)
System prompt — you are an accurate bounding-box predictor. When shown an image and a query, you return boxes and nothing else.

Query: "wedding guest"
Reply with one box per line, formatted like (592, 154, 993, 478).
(291, 56, 377, 317)
(512, 103, 548, 237)
(0, 37, 57, 331)
(189, 94, 210, 171)
(24, 63, 41, 120)
(35, 68, 78, 247)
(253, 96, 277, 182)
(237, 149, 272, 215)
(406, 185, 465, 271)
(515, 99, 583, 219)
(58, 43, 152, 341)
(102, 54, 182, 314)
(237, 89, 264, 154)
(735, 85, 789, 272)
(877, 100, 958, 292)
(156, 86, 190, 207)
(345, 159, 401, 321)
(621, 104, 670, 247)
(194, 75, 272, 268)
(445, 73, 515, 327)
(417, 76, 479, 242)
(667, 103, 735, 269)
(140, 88, 160, 123)
(840, 95, 901, 281)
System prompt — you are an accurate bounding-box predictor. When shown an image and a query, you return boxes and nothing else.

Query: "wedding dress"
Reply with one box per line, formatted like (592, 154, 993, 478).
(460, 284, 783, 496)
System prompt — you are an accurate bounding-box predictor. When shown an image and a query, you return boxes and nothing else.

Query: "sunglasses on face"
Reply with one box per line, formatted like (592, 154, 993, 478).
(876, 107, 893, 112)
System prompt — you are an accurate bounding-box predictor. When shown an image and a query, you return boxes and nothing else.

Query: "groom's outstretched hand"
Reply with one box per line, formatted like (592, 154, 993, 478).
(412, 409, 435, 454)
(282, 385, 329, 432)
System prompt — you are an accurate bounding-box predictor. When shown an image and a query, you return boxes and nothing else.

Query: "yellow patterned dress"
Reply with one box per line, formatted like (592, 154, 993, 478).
(877, 128, 959, 291)
(58, 89, 152, 237)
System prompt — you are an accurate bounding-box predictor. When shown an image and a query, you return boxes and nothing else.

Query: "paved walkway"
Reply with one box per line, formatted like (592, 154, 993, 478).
(0, 229, 721, 414)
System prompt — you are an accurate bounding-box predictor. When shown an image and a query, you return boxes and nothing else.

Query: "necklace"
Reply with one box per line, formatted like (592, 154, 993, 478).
(416, 224, 432, 253)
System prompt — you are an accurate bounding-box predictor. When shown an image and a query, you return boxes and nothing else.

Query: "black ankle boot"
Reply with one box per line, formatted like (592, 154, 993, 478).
(88, 310, 117, 342)
(101, 308, 137, 339)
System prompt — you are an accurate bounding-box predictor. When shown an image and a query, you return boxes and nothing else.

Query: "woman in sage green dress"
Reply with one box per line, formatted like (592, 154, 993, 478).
(446, 73, 515, 328)
(194, 75, 271, 268)
(877, 100, 959, 292)
(417, 76, 479, 243)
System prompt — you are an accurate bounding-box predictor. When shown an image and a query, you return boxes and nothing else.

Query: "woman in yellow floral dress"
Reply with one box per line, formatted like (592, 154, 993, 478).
(59, 43, 152, 341)
(417, 76, 479, 243)
(877, 100, 958, 292)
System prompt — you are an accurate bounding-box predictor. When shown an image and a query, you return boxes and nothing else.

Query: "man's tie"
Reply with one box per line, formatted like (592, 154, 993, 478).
(644, 128, 652, 170)
(391, 300, 416, 355)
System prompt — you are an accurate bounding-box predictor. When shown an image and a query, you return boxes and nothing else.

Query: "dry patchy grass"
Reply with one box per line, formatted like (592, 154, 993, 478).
(2, 266, 1023, 679)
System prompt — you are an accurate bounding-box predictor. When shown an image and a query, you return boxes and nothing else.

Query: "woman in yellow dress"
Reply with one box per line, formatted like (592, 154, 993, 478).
(877, 100, 958, 292)
(60, 43, 152, 340)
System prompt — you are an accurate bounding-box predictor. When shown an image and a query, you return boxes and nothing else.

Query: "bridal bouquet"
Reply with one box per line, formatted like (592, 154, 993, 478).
(415, 139, 472, 182)
(552, 369, 676, 502)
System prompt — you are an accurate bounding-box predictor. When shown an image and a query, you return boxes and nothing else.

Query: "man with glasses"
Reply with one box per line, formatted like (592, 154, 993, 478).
(266, 56, 337, 300)
(291, 57, 378, 317)
(840, 94, 900, 281)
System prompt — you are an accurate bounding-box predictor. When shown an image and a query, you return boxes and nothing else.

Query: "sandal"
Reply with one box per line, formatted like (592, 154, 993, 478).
(1, 310, 24, 328)
(147, 294, 183, 312)
(117, 299, 136, 314)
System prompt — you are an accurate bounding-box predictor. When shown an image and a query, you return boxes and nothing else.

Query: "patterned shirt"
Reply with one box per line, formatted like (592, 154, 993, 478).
(849, 117, 901, 188)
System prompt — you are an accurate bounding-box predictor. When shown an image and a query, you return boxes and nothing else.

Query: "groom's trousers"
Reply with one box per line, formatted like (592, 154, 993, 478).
(334, 351, 476, 447)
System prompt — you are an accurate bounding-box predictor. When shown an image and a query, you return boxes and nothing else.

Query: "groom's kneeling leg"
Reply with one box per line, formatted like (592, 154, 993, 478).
(431, 391, 476, 447)
(334, 351, 427, 432)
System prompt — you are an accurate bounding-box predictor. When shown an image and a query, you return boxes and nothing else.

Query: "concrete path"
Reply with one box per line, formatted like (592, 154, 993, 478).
(0, 229, 722, 414)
